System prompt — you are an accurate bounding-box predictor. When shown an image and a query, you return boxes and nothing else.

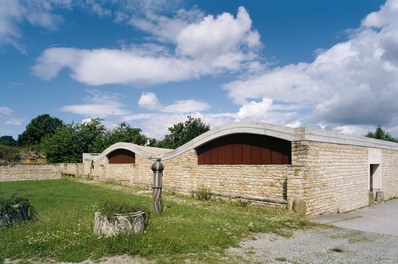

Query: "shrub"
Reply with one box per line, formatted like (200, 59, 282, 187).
(98, 201, 149, 225)
(0, 194, 37, 227)
(0, 145, 21, 163)
(195, 186, 212, 201)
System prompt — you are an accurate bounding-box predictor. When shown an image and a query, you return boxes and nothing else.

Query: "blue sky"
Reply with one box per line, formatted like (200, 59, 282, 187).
(1, 0, 397, 140)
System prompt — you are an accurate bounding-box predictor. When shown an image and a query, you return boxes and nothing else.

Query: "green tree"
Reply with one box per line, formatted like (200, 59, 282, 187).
(102, 122, 147, 149)
(0, 136, 17, 146)
(156, 116, 210, 149)
(75, 118, 107, 153)
(41, 119, 149, 163)
(18, 114, 65, 146)
(41, 118, 107, 163)
(366, 125, 398, 142)
(40, 124, 77, 163)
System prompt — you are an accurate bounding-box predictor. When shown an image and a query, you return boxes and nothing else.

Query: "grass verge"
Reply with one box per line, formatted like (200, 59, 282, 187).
(0, 178, 311, 263)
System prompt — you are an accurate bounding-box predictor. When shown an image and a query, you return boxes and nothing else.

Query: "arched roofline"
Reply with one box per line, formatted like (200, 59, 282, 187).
(88, 122, 398, 162)
(91, 142, 160, 162)
(161, 122, 398, 160)
(161, 122, 296, 160)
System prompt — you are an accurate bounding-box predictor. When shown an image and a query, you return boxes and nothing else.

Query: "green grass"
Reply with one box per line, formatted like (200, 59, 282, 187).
(0, 178, 311, 263)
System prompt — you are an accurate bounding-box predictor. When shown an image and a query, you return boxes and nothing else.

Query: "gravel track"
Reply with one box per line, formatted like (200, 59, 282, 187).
(227, 227, 398, 264)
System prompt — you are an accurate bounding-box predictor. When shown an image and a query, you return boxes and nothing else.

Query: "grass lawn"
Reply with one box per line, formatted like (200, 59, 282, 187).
(0, 178, 311, 263)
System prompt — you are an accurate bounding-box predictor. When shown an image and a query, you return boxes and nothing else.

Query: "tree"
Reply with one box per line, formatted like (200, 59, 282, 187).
(0, 136, 17, 146)
(18, 114, 65, 146)
(41, 119, 149, 163)
(366, 125, 398, 142)
(40, 124, 77, 163)
(75, 118, 107, 153)
(41, 119, 107, 163)
(156, 116, 210, 149)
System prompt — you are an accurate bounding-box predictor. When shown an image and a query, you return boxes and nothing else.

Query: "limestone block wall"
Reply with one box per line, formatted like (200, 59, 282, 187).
(295, 141, 369, 215)
(162, 150, 294, 203)
(381, 149, 398, 200)
(0, 164, 61, 181)
(89, 155, 153, 187)
(60, 163, 84, 177)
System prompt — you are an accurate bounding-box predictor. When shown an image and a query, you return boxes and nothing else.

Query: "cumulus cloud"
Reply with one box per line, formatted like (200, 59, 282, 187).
(138, 92, 161, 110)
(224, 0, 398, 133)
(33, 7, 260, 85)
(176, 6, 260, 66)
(236, 98, 301, 127)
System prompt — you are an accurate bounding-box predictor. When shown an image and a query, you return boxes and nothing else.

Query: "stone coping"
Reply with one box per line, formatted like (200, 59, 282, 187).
(89, 142, 172, 162)
(85, 122, 398, 161)
(161, 122, 398, 160)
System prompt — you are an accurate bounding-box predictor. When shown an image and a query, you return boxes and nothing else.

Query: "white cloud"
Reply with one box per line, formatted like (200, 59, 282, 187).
(33, 7, 260, 85)
(59, 90, 212, 139)
(0, 107, 13, 116)
(60, 90, 131, 118)
(0, 107, 22, 126)
(162, 99, 210, 113)
(176, 6, 260, 64)
(33, 47, 201, 85)
(1, 0, 182, 52)
(130, 8, 203, 43)
(32, 47, 83, 80)
(5, 119, 23, 125)
(138, 92, 161, 110)
(138, 91, 210, 113)
(237, 98, 272, 120)
(0, 0, 68, 51)
(236, 98, 301, 126)
(224, 0, 398, 133)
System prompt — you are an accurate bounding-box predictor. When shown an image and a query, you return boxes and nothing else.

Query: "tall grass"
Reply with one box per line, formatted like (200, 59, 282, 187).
(0, 178, 311, 262)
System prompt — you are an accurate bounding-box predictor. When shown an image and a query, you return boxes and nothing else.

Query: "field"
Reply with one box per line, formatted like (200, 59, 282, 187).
(0, 178, 311, 263)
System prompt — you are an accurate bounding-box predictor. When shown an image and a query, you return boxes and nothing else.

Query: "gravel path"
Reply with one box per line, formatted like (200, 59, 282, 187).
(227, 227, 398, 264)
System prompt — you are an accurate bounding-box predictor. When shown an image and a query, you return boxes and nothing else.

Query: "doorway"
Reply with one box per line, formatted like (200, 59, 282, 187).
(369, 164, 381, 192)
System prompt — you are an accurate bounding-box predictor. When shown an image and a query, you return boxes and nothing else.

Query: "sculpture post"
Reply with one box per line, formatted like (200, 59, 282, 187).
(151, 159, 164, 213)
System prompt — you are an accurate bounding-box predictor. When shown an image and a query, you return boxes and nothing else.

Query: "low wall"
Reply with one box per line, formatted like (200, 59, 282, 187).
(60, 163, 85, 177)
(0, 163, 61, 181)
(162, 150, 292, 205)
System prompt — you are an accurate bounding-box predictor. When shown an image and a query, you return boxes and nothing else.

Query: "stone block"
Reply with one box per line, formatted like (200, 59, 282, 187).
(292, 198, 306, 216)
(375, 191, 384, 202)
(93, 211, 145, 237)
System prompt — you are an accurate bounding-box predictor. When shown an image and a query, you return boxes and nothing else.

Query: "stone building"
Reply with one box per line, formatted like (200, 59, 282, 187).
(82, 122, 398, 215)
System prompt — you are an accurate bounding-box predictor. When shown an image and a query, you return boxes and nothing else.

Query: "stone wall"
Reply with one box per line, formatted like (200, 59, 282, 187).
(79, 139, 398, 215)
(295, 141, 371, 215)
(88, 155, 153, 187)
(60, 163, 84, 177)
(161, 149, 292, 205)
(0, 163, 61, 181)
(381, 149, 398, 200)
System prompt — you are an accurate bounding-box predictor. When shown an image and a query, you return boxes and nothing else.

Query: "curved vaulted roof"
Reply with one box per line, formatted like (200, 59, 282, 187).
(161, 122, 398, 160)
(89, 142, 171, 161)
(86, 122, 398, 162)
